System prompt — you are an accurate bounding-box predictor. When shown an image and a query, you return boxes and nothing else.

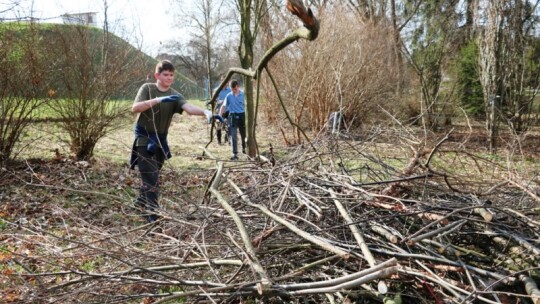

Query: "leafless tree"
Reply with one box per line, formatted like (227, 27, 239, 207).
(232, 0, 270, 157)
(497, 0, 540, 134)
(478, 1, 503, 152)
(171, 0, 234, 98)
(402, 0, 460, 130)
(45, 2, 149, 160)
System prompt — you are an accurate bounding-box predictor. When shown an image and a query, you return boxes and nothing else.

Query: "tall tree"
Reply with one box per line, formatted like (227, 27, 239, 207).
(208, 0, 320, 155)
(476, 0, 540, 151)
(171, 0, 232, 99)
(498, 0, 540, 133)
(235, 0, 269, 157)
(404, 0, 460, 129)
(453, 0, 483, 118)
(465, 0, 478, 39)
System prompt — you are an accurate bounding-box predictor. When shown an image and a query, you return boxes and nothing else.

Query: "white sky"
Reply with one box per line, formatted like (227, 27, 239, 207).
(0, 0, 189, 56)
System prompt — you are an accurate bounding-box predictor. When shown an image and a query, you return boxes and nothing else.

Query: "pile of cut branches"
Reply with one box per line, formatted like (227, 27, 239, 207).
(2, 130, 540, 304)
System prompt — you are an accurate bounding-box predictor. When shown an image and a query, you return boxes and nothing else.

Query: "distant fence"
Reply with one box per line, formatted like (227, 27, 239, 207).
(178, 82, 205, 100)
(119, 79, 205, 101)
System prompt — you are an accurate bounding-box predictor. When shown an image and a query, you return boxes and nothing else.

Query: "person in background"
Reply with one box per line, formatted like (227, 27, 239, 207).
(214, 78, 231, 145)
(130, 60, 212, 223)
(220, 80, 245, 160)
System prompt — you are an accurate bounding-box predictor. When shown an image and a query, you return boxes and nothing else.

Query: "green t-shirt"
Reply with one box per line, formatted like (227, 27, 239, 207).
(134, 83, 187, 147)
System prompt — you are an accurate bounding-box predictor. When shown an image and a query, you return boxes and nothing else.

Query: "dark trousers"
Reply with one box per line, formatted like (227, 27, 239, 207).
(135, 145, 166, 213)
(229, 112, 246, 155)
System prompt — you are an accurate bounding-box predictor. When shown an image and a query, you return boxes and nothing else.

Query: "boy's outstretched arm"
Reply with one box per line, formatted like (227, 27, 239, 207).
(182, 103, 212, 120)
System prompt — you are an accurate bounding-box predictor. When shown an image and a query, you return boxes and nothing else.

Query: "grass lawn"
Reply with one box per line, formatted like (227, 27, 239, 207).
(16, 99, 283, 170)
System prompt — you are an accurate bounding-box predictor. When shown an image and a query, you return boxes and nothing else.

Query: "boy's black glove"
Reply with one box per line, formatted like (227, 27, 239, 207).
(156, 95, 180, 103)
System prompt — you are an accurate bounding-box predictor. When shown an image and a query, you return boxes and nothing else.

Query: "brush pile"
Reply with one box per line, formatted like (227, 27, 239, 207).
(2, 131, 540, 304)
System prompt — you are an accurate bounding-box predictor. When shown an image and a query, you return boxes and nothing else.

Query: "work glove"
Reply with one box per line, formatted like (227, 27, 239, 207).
(214, 114, 224, 123)
(204, 109, 213, 123)
(156, 95, 180, 103)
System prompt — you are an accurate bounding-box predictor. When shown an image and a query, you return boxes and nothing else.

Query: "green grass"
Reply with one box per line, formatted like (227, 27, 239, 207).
(17, 97, 260, 169)
(159, 286, 185, 303)
(18, 93, 540, 184)
(35, 99, 132, 120)
(81, 261, 96, 272)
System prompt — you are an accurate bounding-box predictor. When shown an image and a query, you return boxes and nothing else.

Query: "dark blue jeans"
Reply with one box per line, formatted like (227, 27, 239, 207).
(228, 112, 246, 155)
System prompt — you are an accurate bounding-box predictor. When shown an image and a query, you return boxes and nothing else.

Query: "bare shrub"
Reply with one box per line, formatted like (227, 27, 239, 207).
(45, 24, 149, 160)
(261, 5, 405, 143)
(0, 22, 50, 163)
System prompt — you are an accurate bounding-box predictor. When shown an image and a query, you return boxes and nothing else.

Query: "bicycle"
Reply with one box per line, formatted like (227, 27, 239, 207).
(216, 114, 230, 145)
(204, 99, 230, 145)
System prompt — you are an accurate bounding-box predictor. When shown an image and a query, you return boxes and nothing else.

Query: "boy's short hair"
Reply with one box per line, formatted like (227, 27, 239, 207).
(230, 80, 240, 88)
(155, 60, 175, 74)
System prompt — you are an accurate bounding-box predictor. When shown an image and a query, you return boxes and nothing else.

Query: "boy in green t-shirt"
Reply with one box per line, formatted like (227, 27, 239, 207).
(130, 60, 212, 223)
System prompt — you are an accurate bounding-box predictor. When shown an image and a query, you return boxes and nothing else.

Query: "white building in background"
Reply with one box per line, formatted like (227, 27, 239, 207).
(61, 12, 97, 27)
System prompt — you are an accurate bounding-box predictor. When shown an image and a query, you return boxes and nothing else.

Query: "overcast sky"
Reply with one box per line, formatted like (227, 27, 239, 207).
(0, 0, 189, 56)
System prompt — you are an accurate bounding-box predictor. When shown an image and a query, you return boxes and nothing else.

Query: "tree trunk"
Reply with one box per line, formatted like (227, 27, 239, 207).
(478, 0, 504, 153)
(238, 0, 257, 157)
(244, 76, 257, 156)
